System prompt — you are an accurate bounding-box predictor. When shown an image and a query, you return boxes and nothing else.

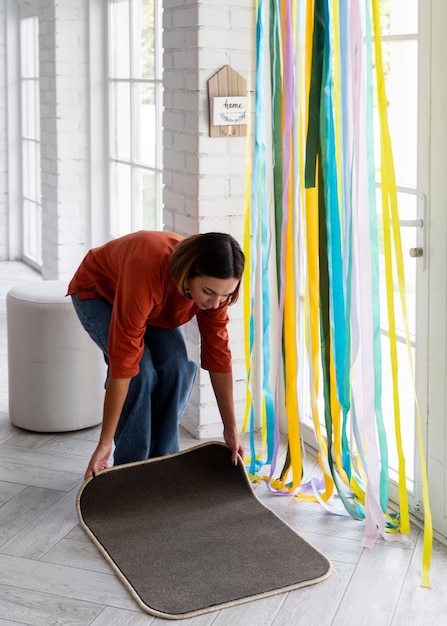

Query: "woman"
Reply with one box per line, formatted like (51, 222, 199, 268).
(67, 230, 245, 479)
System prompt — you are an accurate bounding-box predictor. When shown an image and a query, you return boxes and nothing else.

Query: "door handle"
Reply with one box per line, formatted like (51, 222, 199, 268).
(409, 247, 423, 258)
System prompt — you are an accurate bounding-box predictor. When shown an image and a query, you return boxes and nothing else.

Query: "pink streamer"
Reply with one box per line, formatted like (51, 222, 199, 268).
(349, 0, 388, 547)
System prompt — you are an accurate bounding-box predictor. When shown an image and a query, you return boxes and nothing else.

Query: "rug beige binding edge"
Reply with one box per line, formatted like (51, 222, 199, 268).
(75, 440, 333, 620)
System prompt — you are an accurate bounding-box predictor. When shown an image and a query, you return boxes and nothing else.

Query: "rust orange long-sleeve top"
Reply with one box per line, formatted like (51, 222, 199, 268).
(67, 230, 232, 378)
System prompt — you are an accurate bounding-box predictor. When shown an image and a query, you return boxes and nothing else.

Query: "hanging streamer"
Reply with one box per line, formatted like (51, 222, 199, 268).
(243, 0, 432, 587)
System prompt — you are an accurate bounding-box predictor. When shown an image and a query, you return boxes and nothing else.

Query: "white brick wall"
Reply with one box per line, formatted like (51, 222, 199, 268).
(39, 0, 90, 279)
(163, 0, 252, 437)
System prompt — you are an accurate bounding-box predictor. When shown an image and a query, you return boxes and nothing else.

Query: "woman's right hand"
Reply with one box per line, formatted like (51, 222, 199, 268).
(84, 376, 132, 479)
(84, 441, 113, 480)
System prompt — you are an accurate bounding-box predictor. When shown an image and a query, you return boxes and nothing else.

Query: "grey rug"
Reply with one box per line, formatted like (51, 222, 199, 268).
(77, 442, 332, 620)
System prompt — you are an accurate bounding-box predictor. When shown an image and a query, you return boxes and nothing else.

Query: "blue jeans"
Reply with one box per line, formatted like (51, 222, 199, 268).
(71, 294, 197, 465)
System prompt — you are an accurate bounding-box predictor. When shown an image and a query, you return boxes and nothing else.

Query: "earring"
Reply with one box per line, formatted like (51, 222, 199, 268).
(185, 288, 192, 300)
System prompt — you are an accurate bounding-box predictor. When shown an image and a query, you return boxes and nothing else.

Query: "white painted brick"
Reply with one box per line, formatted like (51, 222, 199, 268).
(198, 28, 249, 51)
(229, 8, 253, 30)
(173, 7, 198, 29)
(173, 50, 198, 71)
(162, 90, 174, 108)
(197, 135, 239, 155)
(163, 187, 186, 212)
(198, 197, 244, 218)
(184, 30, 199, 49)
(163, 130, 174, 150)
(198, 177, 229, 197)
(196, 50, 233, 71)
(185, 155, 199, 175)
(162, 11, 172, 29)
(198, 216, 232, 233)
(163, 0, 186, 10)
(173, 131, 199, 153)
(162, 209, 175, 231)
(173, 211, 199, 235)
(228, 175, 247, 196)
(162, 51, 175, 69)
(172, 172, 198, 198)
(163, 170, 174, 188)
(184, 71, 199, 92)
(183, 112, 200, 133)
(172, 91, 200, 112)
(163, 148, 187, 172)
(163, 29, 185, 49)
(163, 70, 186, 91)
(198, 7, 230, 28)
(198, 155, 246, 176)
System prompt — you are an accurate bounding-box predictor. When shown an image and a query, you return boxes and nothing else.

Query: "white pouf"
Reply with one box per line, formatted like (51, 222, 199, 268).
(7, 280, 105, 432)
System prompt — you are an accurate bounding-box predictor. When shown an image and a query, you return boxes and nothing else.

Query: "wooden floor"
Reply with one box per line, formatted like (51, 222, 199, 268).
(1, 261, 446, 626)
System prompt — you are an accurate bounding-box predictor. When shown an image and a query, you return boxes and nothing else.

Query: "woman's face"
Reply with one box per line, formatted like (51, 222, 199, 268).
(186, 275, 239, 310)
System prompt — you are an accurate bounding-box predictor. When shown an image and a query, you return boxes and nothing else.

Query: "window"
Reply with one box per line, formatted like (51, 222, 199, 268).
(108, 0, 163, 238)
(20, 15, 42, 268)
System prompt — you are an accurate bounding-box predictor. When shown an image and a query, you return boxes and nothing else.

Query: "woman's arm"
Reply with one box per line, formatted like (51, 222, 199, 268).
(84, 376, 131, 479)
(209, 371, 244, 464)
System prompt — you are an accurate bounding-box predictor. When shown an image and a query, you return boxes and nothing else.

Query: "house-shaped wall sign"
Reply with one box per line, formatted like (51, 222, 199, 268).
(207, 66, 247, 138)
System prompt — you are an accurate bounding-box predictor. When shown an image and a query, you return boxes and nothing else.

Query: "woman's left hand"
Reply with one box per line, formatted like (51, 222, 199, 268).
(223, 426, 245, 465)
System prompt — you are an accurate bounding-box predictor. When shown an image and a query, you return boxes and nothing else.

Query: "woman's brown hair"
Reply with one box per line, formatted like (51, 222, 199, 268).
(169, 233, 245, 304)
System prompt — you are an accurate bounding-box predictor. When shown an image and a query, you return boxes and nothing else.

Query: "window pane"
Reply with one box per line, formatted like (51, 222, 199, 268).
(21, 80, 39, 140)
(374, 40, 418, 188)
(134, 0, 156, 79)
(20, 17, 38, 78)
(385, 41, 418, 188)
(380, 0, 418, 36)
(110, 82, 131, 160)
(20, 15, 42, 268)
(135, 82, 156, 166)
(109, 0, 130, 78)
(22, 140, 38, 199)
(110, 162, 132, 237)
(23, 199, 42, 263)
(108, 0, 162, 236)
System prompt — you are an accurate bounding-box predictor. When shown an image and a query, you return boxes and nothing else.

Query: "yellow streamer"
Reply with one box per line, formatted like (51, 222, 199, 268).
(371, 0, 432, 587)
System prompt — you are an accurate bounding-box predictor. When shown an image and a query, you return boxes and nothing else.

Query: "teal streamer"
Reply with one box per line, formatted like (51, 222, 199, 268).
(248, 0, 275, 474)
(319, 148, 362, 520)
(319, 0, 350, 420)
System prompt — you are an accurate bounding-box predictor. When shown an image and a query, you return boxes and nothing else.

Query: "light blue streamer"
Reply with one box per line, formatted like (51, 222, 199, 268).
(364, 0, 390, 511)
(337, 0, 355, 479)
(247, 0, 263, 475)
(258, 0, 276, 468)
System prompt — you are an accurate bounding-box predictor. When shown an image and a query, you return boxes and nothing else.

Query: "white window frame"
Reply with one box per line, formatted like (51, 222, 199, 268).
(107, 0, 163, 238)
(20, 14, 42, 269)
